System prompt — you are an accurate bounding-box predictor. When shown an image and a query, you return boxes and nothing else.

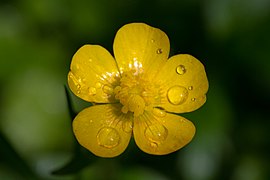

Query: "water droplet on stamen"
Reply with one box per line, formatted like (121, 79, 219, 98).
(144, 123, 168, 144)
(176, 65, 186, 75)
(97, 127, 120, 149)
(167, 86, 188, 105)
(103, 85, 114, 95)
(156, 48, 163, 54)
(188, 86, 193, 90)
(152, 108, 167, 117)
(88, 87, 96, 95)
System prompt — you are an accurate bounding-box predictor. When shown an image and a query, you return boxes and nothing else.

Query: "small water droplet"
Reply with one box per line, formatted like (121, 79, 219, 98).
(97, 127, 120, 149)
(152, 108, 167, 118)
(122, 121, 133, 133)
(76, 84, 81, 94)
(103, 85, 113, 95)
(95, 82, 102, 88)
(176, 65, 186, 75)
(151, 39, 155, 43)
(167, 86, 188, 105)
(88, 87, 96, 95)
(191, 98, 196, 102)
(188, 86, 193, 90)
(156, 48, 162, 54)
(144, 123, 168, 144)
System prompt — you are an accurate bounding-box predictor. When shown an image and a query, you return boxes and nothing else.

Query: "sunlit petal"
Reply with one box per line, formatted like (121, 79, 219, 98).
(68, 45, 120, 103)
(154, 54, 209, 113)
(133, 108, 195, 155)
(73, 104, 133, 157)
(113, 23, 169, 80)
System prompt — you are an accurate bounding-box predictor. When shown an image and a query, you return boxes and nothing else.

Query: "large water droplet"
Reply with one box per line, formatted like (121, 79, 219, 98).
(88, 87, 96, 96)
(122, 120, 133, 133)
(152, 108, 167, 118)
(176, 65, 186, 75)
(97, 127, 120, 149)
(167, 86, 188, 105)
(156, 48, 163, 54)
(144, 123, 168, 144)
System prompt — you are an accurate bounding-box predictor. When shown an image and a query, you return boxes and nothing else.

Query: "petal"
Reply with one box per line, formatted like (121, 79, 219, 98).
(113, 23, 170, 79)
(133, 108, 195, 155)
(73, 104, 133, 157)
(68, 45, 120, 103)
(154, 54, 209, 113)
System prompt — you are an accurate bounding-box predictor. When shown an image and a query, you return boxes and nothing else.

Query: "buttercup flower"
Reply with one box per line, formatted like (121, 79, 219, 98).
(68, 23, 208, 157)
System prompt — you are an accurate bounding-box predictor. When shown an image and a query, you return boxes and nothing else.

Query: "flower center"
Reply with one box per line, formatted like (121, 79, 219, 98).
(114, 72, 158, 116)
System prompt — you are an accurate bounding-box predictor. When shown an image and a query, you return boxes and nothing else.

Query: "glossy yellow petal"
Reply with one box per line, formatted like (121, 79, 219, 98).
(154, 54, 209, 113)
(133, 108, 195, 155)
(113, 23, 170, 79)
(73, 104, 133, 157)
(68, 45, 120, 103)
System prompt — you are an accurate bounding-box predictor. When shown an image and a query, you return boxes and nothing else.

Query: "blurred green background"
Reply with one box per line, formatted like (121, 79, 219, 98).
(1, 0, 270, 179)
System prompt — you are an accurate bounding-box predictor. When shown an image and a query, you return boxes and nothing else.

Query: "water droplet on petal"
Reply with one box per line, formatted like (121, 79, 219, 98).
(95, 82, 102, 88)
(144, 123, 168, 144)
(122, 120, 133, 133)
(151, 39, 155, 43)
(188, 86, 193, 90)
(68, 72, 82, 94)
(152, 108, 167, 118)
(76, 84, 81, 94)
(156, 48, 163, 54)
(97, 127, 120, 149)
(88, 87, 96, 95)
(191, 98, 196, 102)
(167, 86, 188, 105)
(176, 65, 186, 75)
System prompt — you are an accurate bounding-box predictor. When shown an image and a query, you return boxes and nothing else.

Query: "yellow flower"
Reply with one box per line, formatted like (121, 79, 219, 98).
(67, 23, 208, 157)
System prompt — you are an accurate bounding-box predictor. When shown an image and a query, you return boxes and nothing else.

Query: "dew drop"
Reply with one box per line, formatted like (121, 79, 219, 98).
(191, 98, 196, 102)
(97, 127, 120, 149)
(144, 123, 168, 144)
(176, 65, 186, 75)
(167, 86, 188, 105)
(88, 87, 96, 95)
(95, 82, 102, 88)
(122, 120, 133, 133)
(156, 48, 163, 54)
(188, 86, 193, 91)
(103, 85, 113, 95)
(152, 108, 167, 118)
(76, 84, 81, 94)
